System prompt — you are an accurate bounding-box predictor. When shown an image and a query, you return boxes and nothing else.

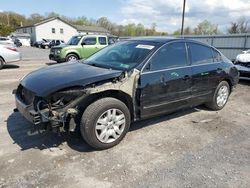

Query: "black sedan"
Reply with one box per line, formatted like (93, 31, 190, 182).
(14, 37, 239, 150)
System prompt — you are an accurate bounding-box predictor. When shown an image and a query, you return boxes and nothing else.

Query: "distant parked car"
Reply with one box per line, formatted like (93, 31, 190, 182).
(14, 38, 22, 47)
(49, 35, 113, 63)
(41, 39, 52, 49)
(33, 39, 49, 48)
(49, 40, 65, 48)
(0, 37, 14, 46)
(0, 44, 21, 69)
(235, 49, 250, 78)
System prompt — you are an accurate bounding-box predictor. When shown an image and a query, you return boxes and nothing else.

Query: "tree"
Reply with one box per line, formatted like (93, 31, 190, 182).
(228, 17, 249, 34)
(194, 20, 219, 35)
(184, 26, 193, 35)
(172, 29, 181, 35)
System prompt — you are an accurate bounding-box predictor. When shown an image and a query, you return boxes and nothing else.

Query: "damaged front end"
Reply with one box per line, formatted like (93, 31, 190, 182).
(14, 68, 140, 134)
(15, 85, 88, 133)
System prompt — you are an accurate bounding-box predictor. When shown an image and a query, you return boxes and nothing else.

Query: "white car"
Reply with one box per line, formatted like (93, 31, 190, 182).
(0, 45, 21, 69)
(0, 37, 15, 46)
(235, 49, 250, 63)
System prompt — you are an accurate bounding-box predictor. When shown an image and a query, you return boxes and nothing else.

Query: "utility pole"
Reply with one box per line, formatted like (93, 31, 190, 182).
(181, 0, 186, 35)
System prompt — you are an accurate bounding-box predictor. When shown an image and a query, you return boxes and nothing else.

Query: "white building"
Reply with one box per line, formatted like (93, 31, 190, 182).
(16, 17, 110, 44)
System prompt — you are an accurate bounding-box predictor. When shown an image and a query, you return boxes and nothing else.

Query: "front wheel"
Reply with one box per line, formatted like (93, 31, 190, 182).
(206, 81, 230, 110)
(80, 97, 131, 150)
(66, 54, 79, 62)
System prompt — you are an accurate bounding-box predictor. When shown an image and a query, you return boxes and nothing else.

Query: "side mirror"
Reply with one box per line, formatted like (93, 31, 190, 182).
(81, 41, 86, 46)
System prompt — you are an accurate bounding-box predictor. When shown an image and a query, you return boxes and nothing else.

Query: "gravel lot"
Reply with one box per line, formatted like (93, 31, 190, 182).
(0, 47, 250, 188)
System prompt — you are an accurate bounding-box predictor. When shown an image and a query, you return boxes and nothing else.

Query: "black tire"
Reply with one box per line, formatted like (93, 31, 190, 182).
(66, 54, 79, 62)
(205, 81, 230, 110)
(80, 97, 131, 150)
(0, 57, 4, 70)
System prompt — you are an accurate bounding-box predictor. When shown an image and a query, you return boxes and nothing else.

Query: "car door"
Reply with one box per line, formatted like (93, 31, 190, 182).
(139, 42, 192, 119)
(97, 37, 108, 50)
(188, 42, 223, 104)
(80, 37, 98, 58)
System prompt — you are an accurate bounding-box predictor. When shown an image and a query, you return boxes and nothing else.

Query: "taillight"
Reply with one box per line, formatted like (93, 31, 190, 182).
(5, 47, 17, 52)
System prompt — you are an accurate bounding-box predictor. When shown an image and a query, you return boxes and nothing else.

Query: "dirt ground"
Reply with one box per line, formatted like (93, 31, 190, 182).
(0, 47, 250, 188)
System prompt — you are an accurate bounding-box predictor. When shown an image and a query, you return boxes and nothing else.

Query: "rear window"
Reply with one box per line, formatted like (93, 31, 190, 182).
(212, 49, 222, 62)
(99, 37, 107, 45)
(189, 43, 213, 65)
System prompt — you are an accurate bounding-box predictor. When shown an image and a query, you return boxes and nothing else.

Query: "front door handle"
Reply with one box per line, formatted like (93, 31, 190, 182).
(183, 75, 190, 81)
(217, 68, 223, 73)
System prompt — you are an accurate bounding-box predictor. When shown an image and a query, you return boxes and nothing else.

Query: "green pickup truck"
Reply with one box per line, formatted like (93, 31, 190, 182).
(49, 35, 117, 62)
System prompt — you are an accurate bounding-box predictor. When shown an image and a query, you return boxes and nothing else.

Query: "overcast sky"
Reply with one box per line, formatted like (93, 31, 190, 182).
(1, 0, 250, 32)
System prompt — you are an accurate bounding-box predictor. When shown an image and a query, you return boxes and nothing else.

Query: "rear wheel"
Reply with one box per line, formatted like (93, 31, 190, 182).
(80, 97, 131, 150)
(0, 57, 4, 70)
(206, 81, 230, 110)
(66, 54, 79, 62)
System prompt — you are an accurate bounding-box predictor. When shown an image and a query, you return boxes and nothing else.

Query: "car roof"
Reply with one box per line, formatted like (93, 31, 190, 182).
(126, 37, 214, 48)
(127, 36, 178, 43)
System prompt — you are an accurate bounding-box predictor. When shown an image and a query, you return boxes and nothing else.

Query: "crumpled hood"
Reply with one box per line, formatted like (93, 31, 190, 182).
(21, 62, 122, 97)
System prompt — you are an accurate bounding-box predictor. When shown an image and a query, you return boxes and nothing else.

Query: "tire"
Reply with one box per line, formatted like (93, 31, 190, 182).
(0, 57, 4, 70)
(206, 81, 230, 110)
(80, 97, 131, 150)
(66, 54, 79, 62)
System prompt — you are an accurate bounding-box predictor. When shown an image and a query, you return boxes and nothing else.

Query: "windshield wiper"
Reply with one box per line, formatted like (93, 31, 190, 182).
(89, 63, 112, 70)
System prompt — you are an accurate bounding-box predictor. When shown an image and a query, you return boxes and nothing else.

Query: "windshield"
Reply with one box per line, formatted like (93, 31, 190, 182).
(84, 41, 156, 70)
(67, 36, 82, 45)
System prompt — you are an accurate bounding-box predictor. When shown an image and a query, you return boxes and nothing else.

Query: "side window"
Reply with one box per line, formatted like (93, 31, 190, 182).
(52, 28, 55, 34)
(149, 42, 188, 71)
(212, 49, 222, 62)
(189, 43, 213, 65)
(83, 37, 97, 45)
(56, 40, 60, 45)
(99, 37, 107, 45)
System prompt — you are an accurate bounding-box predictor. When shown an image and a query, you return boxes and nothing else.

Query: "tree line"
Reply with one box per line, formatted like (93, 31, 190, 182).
(0, 11, 249, 37)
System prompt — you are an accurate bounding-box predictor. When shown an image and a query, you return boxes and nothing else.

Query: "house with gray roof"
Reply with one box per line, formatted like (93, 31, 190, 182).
(16, 17, 110, 44)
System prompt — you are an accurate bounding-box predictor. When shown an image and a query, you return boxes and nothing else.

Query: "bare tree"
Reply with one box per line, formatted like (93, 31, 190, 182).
(228, 17, 250, 34)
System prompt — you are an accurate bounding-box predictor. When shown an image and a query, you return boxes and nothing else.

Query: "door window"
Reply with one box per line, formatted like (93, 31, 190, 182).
(189, 43, 213, 65)
(212, 49, 222, 62)
(99, 37, 107, 45)
(149, 42, 188, 71)
(83, 37, 97, 45)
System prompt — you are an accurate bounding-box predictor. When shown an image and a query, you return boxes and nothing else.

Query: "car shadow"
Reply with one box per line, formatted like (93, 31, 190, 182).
(130, 107, 199, 131)
(7, 112, 94, 152)
(7, 107, 202, 152)
(239, 79, 250, 86)
(3, 64, 20, 69)
(46, 62, 58, 66)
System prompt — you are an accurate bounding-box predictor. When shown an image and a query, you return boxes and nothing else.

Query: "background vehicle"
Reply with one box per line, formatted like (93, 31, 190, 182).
(0, 37, 14, 46)
(48, 40, 65, 48)
(33, 39, 48, 48)
(49, 35, 112, 63)
(14, 38, 22, 47)
(0, 44, 21, 69)
(40, 39, 52, 49)
(235, 49, 250, 63)
(15, 38, 239, 149)
(235, 50, 250, 78)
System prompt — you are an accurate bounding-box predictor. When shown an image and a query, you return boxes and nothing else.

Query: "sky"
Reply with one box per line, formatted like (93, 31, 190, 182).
(1, 0, 250, 33)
